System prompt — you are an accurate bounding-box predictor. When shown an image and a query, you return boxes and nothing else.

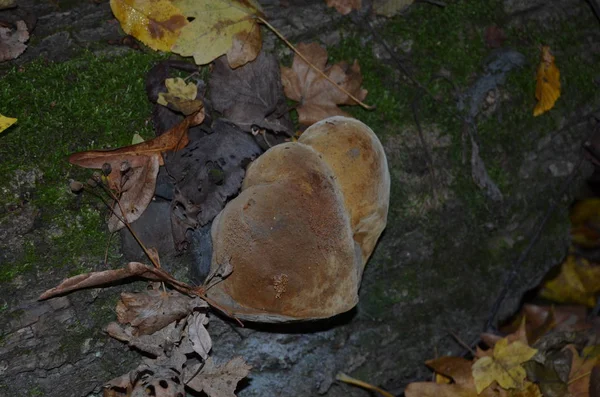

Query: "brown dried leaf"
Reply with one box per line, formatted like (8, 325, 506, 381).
(69, 110, 204, 232)
(187, 311, 212, 359)
(325, 0, 361, 15)
(281, 42, 367, 126)
(0, 20, 29, 62)
(186, 356, 251, 397)
(116, 284, 207, 336)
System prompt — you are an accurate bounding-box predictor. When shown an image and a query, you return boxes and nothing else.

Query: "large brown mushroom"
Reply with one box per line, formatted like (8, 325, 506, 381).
(207, 116, 390, 322)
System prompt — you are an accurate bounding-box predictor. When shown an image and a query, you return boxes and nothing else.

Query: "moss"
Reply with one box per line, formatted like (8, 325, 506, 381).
(0, 50, 169, 282)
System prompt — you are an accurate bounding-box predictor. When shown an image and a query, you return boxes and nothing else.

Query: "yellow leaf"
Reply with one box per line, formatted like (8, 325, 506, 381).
(539, 255, 600, 307)
(471, 338, 537, 393)
(336, 372, 394, 397)
(171, 0, 264, 68)
(0, 114, 17, 133)
(131, 133, 145, 144)
(110, 0, 188, 52)
(157, 77, 203, 115)
(533, 46, 560, 116)
(570, 199, 600, 247)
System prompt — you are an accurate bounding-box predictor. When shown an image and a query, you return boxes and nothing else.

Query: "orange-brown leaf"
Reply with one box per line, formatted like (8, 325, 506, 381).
(326, 0, 361, 15)
(281, 42, 367, 126)
(533, 46, 560, 117)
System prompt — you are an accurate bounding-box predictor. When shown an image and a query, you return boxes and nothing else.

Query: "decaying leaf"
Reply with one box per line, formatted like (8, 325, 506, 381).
(110, 0, 188, 52)
(0, 20, 29, 62)
(326, 0, 361, 15)
(116, 283, 207, 336)
(69, 110, 204, 232)
(0, 114, 17, 133)
(209, 50, 294, 136)
(472, 338, 538, 393)
(565, 344, 600, 397)
(539, 255, 600, 307)
(158, 77, 204, 115)
(372, 0, 414, 17)
(172, 0, 264, 68)
(405, 356, 499, 397)
(187, 311, 211, 360)
(570, 198, 600, 248)
(533, 46, 560, 117)
(186, 356, 251, 397)
(281, 42, 367, 126)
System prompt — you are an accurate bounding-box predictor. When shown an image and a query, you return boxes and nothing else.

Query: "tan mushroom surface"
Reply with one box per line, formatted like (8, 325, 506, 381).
(207, 116, 390, 322)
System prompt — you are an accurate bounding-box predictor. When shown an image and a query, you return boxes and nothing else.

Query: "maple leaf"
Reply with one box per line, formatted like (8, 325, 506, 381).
(565, 344, 600, 397)
(539, 255, 600, 307)
(157, 77, 204, 115)
(472, 338, 538, 393)
(110, 0, 188, 52)
(405, 356, 500, 397)
(69, 110, 203, 232)
(372, 0, 414, 17)
(186, 356, 251, 397)
(0, 114, 17, 133)
(533, 45, 560, 116)
(0, 20, 29, 62)
(172, 0, 264, 68)
(281, 42, 368, 126)
(326, 0, 361, 15)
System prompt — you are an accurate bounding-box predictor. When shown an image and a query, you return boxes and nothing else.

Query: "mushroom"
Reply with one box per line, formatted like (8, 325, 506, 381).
(207, 116, 390, 322)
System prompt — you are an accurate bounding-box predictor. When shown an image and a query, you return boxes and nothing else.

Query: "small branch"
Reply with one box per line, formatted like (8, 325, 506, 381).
(257, 16, 375, 110)
(412, 96, 438, 200)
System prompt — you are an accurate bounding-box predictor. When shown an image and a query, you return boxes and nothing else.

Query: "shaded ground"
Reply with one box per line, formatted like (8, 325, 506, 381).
(1, 0, 600, 396)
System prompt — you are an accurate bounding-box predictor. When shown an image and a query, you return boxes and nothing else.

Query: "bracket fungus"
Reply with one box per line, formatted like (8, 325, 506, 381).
(207, 116, 390, 322)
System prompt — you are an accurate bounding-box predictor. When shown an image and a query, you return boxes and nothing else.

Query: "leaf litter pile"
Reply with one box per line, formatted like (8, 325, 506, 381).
(7, 0, 594, 396)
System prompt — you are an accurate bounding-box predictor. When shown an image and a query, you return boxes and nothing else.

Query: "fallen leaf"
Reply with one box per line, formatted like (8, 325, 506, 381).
(405, 356, 499, 397)
(0, 0, 16, 10)
(533, 46, 560, 117)
(0, 114, 17, 133)
(186, 356, 251, 397)
(187, 311, 211, 360)
(172, 0, 264, 68)
(39, 261, 194, 300)
(482, 316, 529, 349)
(524, 349, 571, 397)
(281, 42, 367, 126)
(131, 133, 145, 144)
(116, 283, 207, 335)
(539, 255, 600, 307)
(0, 20, 29, 62)
(565, 344, 600, 397)
(69, 110, 203, 232)
(326, 0, 361, 15)
(158, 77, 204, 115)
(472, 338, 538, 393)
(372, 0, 414, 17)
(209, 50, 294, 136)
(110, 0, 188, 52)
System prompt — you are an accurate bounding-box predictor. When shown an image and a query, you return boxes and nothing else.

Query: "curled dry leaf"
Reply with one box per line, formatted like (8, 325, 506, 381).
(69, 110, 204, 232)
(116, 284, 207, 336)
(187, 311, 212, 360)
(186, 356, 251, 397)
(326, 0, 361, 15)
(0, 20, 29, 62)
(281, 42, 367, 126)
(157, 77, 204, 115)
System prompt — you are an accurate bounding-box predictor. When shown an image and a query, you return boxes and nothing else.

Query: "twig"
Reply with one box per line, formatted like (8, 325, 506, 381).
(448, 330, 476, 356)
(587, 0, 600, 23)
(103, 231, 116, 266)
(257, 16, 375, 110)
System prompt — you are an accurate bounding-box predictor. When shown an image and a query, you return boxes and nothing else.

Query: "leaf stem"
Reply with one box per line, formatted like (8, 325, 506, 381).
(257, 16, 375, 110)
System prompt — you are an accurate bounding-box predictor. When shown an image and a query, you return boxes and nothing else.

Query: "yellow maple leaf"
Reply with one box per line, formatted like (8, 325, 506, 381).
(171, 0, 264, 68)
(533, 46, 560, 116)
(110, 0, 188, 52)
(539, 255, 600, 307)
(157, 77, 203, 115)
(472, 338, 537, 393)
(0, 114, 17, 133)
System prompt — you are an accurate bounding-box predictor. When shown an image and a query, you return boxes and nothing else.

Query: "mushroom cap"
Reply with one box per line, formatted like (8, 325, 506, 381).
(208, 142, 361, 322)
(299, 116, 390, 266)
